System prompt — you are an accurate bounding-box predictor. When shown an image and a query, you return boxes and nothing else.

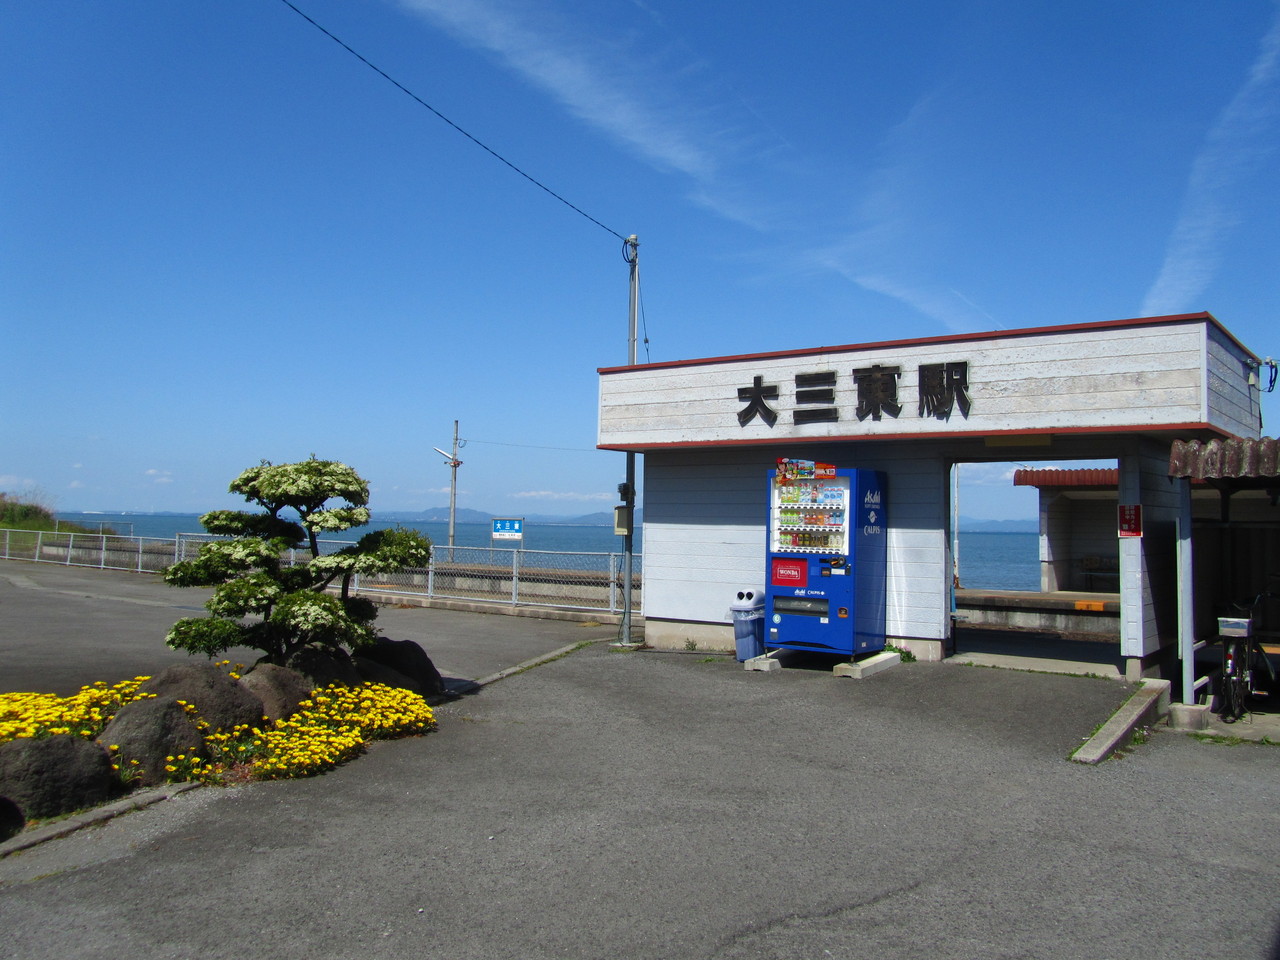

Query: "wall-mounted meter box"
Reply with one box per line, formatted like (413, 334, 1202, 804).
(765, 462, 887, 656)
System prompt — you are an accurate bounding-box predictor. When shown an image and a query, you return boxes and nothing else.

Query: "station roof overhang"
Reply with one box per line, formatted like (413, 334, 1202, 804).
(1169, 437, 1280, 506)
(598, 313, 1260, 455)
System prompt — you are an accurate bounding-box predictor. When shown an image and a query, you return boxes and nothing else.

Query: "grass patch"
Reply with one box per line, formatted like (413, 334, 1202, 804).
(1190, 732, 1280, 747)
(0, 494, 114, 535)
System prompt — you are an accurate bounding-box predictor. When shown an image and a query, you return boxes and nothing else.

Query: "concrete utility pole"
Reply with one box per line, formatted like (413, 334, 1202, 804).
(620, 235, 640, 644)
(432, 419, 462, 555)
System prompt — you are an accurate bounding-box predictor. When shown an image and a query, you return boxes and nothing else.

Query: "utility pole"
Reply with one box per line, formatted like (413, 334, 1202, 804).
(432, 420, 462, 557)
(620, 235, 640, 644)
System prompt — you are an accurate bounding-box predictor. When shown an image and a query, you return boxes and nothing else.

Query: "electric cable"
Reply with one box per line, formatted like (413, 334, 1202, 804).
(276, 0, 627, 242)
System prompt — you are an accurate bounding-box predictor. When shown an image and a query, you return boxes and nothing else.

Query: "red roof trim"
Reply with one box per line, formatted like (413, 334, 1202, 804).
(1013, 468, 1119, 487)
(597, 421, 1232, 453)
(597, 312, 1253, 375)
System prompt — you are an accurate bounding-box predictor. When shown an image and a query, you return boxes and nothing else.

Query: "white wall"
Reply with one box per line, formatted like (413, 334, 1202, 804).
(1205, 323, 1263, 439)
(642, 443, 952, 647)
(602, 319, 1224, 450)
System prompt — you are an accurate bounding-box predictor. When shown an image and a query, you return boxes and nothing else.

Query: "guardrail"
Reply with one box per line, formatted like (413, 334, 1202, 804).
(0, 529, 642, 615)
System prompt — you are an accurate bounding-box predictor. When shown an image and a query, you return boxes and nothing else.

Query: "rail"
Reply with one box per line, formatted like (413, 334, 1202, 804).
(0, 529, 642, 615)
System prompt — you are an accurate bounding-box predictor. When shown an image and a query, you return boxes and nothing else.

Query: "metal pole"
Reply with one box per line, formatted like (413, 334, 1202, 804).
(448, 419, 459, 552)
(621, 235, 639, 643)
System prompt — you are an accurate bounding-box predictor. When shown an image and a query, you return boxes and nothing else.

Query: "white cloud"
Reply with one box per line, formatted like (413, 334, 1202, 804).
(398, 0, 718, 179)
(68, 480, 85, 489)
(0, 474, 35, 490)
(145, 468, 174, 484)
(1141, 8, 1280, 316)
(800, 91, 996, 334)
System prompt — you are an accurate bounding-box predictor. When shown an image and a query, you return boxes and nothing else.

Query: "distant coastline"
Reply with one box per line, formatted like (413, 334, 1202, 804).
(62, 508, 1034, 532)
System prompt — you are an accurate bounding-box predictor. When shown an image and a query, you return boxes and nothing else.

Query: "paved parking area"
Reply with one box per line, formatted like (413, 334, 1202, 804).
(0, 560, 606, 694)
(3, 560, 1280, 959)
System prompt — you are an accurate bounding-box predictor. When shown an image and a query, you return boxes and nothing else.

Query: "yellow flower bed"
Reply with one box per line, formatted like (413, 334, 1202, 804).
(1, 675, 435, 784)
(206, 683, 437, 780)
(0, 678, 153, 743)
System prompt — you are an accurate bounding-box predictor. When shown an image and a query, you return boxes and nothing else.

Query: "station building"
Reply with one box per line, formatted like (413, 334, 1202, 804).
(597, 312, 1271, 690)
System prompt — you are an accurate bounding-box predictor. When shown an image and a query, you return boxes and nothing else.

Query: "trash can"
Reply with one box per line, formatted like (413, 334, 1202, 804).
(731, 589, 766, 661)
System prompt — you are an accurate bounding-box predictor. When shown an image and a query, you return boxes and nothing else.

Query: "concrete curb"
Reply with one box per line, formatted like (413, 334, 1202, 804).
(470, 640, 605, 688)
(0, 782, 201, 859)
(0, 641, 604, 859)
(1071, 678, 1171, 764)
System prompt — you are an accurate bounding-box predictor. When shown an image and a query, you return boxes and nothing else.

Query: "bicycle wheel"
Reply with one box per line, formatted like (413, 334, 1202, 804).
(1219, 639, 1248, 723)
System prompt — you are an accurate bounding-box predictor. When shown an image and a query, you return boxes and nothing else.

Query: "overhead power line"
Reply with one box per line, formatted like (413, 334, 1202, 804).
(277, 0, 627, 242)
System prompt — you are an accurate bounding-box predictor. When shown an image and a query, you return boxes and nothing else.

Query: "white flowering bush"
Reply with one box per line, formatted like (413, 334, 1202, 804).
(163, 458, 431, 665)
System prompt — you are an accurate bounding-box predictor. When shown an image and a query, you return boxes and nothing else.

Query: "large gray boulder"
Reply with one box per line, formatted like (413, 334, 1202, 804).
(98, 697, 207, 786)
(240, 663, 313, 721)
(0, 735, 114, 820)
(0, 795, 24, 842)
(288, 645, 361, 688)
(138, 663, 264, 733)
(358, 638, 444, 696)
(353, 656, 421, 695)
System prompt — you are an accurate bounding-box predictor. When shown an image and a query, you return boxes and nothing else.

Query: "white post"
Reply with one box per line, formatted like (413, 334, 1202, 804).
(1176, 479, 1196, 703)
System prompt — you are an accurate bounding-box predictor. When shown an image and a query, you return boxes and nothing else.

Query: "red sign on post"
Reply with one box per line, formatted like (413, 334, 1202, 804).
(1118, 504, 1143, 538)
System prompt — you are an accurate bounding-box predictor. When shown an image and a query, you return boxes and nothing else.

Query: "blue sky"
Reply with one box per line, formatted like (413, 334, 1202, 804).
(3, 0, 1279, 521)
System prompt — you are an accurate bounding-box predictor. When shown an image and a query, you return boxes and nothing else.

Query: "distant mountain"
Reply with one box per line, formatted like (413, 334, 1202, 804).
(380, 508, 494, 524)
(957, 517, 1038, 533)
(378, 508, 641, 526)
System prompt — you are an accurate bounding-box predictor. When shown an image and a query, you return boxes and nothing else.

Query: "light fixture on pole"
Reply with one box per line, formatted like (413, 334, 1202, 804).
(433, 419, 463, 554)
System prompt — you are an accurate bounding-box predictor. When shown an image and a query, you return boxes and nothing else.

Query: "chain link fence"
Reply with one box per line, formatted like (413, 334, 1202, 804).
(2, 529, 642, 615)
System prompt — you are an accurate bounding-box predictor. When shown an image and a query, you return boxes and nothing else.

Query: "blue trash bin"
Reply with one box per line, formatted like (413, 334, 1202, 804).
(731, 590, 765, 661)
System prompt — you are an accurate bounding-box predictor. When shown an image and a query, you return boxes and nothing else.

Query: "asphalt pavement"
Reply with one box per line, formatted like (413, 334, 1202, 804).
(0, 560, 604, 694)
(3, 560, 1280, 960)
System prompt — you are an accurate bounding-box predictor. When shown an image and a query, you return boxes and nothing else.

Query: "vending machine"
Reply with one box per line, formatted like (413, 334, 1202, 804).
(765, 460, 887, 656)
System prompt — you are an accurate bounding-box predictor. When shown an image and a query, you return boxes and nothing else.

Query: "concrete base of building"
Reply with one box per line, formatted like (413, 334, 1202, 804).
(644, 618, 735, 653)
(1123, 644, 1178, 683)
(896, 637, 946, 662)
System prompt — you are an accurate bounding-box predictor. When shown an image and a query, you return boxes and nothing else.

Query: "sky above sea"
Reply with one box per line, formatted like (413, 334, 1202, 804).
(4, 1, 1279, 522)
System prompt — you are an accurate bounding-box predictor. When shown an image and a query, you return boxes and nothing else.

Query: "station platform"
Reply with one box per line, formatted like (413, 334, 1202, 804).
(956, 587, 1120, 638)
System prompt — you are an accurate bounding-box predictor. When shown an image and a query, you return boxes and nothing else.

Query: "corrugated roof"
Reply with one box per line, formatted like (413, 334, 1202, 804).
(1169, 437, 1280, 479)
(1013, 468, 1119, 488)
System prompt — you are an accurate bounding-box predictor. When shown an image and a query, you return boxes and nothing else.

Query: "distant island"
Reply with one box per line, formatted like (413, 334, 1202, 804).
(74, 507, 1028, 531)
(373, 508, 637, 527)
(956, 517, 1037, 533)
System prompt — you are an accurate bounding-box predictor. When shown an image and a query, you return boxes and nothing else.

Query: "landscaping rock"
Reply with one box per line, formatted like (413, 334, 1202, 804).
(98, 697, 207, 786)
(0, 795, 24, 841)
(138, 663, 264, 732)
(288, 645, 362, 688)
(240, 664, 313, 721)
(359, 638, 444, 696)
(353, 656, 422, 695)
(0, 735, 114, 820)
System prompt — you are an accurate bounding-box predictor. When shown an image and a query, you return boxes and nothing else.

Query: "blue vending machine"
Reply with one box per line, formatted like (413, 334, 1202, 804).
(765, 461, 887, 656)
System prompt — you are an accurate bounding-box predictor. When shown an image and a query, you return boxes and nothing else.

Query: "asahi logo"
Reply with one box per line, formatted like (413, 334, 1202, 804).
(863, 488, 883, 536)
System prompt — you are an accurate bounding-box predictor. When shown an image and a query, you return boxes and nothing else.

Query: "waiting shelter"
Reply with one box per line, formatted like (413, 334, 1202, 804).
(597, 312, 1270, 687)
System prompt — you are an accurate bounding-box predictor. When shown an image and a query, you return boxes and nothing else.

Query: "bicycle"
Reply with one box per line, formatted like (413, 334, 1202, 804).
(1215, 591, 1278, 723)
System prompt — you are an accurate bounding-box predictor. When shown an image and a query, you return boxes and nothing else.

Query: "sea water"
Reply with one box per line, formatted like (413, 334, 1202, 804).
(54, 515, 1039, 591)
(54, 514, 636, 554)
